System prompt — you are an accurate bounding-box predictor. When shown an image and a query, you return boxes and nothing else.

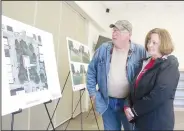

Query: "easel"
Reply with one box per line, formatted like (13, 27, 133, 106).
(64, 88, 85, 130)
(8, 71, 99, 131)
(44, 100, 56, 131)
(10, 98, 55, 131)
(46, 71, 71, 130)
(46, 71, 100, 130)
(11, 109, 22, 131)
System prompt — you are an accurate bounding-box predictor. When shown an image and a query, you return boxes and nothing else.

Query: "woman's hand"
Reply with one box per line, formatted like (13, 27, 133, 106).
(124, 107, 134, 121)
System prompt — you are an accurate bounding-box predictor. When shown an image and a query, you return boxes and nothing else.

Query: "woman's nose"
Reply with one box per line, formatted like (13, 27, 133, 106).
(148, 42, 153, 47)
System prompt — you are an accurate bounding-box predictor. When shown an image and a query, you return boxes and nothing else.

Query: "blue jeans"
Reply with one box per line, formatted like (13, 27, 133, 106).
(102, 97, 133, 130)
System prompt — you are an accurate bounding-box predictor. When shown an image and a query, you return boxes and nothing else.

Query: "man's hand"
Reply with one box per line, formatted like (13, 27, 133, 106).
(91, 95, 96, 101)
(124, 107, 134, 121)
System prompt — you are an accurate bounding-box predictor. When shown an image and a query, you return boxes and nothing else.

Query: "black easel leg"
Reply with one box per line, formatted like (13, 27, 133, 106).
(80, 90, 83, 130)
(44, 103, 55, 131)
(46, 98, 60, 130)
(90, 98, 100, 130)
(85, 104, 93, 118)
(11, 113, 14, 131)
(10, 109, 22, 131)
(71, 88, 74, 118)
(46, 71, 70, 130)
(64, 89, 85, 130)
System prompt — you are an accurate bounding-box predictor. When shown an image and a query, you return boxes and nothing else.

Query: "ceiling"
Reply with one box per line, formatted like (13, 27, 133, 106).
(100, 1, 184, 10)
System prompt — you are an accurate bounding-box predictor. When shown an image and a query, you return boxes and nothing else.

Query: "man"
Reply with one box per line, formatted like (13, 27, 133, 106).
(86, 20, 147, 130)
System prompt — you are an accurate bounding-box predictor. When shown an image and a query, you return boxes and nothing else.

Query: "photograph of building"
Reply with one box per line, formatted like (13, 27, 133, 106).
(70, 63, 86, 85)
(68, 40, 83, 63)
(82, 46, 90, 63)
(67, 37, 90, 91)
(2, 25, 48, 96)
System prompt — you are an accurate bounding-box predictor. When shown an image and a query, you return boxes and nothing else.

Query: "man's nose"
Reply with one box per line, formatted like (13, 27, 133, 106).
(112, 32, 117, 37)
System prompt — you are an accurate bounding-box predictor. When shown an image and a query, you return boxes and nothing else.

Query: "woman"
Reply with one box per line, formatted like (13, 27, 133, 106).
(124, 28, 180, 130)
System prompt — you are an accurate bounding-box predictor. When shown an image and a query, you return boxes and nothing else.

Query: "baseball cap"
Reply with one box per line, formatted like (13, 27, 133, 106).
(109, 20, 132, 33)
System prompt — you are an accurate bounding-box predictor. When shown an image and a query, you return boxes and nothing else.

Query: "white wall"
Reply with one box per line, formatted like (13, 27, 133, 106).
(75, 1, 184, 69)
(73, 1, 112, 52)
(107, 2, 184, 69)
(88, 22, 101, 56)
(74, 1, 110, 33)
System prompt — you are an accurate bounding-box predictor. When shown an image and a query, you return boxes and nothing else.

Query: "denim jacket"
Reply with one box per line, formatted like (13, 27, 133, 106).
(86, 41, 147, 115)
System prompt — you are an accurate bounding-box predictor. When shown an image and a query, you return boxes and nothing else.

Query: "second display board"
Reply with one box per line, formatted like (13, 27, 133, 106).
(66, 37, 90, 91)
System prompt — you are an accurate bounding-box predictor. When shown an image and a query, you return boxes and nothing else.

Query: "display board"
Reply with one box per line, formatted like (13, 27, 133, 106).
(66, 37, 90, 91)
(1, 15, 61, 116)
